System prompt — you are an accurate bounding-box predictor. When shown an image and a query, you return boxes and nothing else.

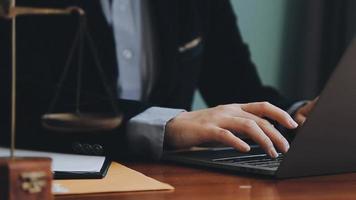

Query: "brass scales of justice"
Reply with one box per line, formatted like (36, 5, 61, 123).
(0, 0, 122, 199)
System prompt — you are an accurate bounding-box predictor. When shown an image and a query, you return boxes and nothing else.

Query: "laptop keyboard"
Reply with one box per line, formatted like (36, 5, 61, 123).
(213, 154, 284, 169)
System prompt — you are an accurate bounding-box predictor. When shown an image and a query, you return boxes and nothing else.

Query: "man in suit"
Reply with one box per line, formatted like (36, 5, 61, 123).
(0, 0, 314, 160)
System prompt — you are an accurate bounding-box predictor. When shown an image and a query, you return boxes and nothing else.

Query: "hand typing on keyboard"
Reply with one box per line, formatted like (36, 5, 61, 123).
(165, 102, 299, 158)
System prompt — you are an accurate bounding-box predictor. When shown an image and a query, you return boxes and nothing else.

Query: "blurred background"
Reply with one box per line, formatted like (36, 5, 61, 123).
(193, 0, 356, 110)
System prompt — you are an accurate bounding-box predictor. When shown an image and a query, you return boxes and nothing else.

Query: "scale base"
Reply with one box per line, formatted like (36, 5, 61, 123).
(0, 157, 53, 200)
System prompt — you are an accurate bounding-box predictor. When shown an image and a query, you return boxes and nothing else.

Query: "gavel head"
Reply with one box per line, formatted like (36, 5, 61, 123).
(0, 0, 11, 17)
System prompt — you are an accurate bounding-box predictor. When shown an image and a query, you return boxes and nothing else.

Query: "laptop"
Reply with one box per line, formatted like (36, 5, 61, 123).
(162, 37, 356, 179)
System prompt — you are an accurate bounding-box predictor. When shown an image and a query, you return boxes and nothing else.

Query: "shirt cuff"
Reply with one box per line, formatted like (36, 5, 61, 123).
(126, 107, 185, 160)
(287, 100, 308, 116)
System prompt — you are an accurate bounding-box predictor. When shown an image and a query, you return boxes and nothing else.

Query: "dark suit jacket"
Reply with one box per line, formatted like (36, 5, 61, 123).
(0, 0, 292, 159)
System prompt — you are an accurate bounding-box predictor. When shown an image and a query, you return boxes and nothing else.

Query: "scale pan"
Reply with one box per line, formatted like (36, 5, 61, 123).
(41, 112, 123, 132)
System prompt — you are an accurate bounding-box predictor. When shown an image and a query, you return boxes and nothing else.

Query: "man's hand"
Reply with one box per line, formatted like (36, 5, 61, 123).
(165, 102, 299, 158)
(294, 98, 318, 125)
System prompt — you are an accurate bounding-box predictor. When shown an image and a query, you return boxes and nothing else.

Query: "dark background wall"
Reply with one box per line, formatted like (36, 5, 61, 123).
(193, 0, 356, 109)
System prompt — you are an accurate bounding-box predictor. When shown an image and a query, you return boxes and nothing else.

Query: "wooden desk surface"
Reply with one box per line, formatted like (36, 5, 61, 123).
(56, 162, 356, 200)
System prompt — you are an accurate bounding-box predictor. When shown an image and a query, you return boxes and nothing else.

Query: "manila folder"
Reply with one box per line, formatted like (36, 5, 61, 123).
(53, 162, 174, 195)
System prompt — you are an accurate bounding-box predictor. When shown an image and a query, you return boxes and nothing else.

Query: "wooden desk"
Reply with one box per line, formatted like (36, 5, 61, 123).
(56, 162, 356, 200)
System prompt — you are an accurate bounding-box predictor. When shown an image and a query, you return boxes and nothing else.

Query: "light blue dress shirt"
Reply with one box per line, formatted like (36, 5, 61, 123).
(100, 0, 184, 159)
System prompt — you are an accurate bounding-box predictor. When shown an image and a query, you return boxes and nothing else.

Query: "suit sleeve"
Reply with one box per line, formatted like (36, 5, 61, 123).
(198, 0, 293, 110)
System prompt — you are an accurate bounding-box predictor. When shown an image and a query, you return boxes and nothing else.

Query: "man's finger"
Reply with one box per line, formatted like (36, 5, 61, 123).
(300, 98, 318, 115)
(241, 102, 298, 129)
(212, 128, 250, 152)
(295, 114, 306, 125)
(240, 111, 289, 153)
(220, 117, 279, 158)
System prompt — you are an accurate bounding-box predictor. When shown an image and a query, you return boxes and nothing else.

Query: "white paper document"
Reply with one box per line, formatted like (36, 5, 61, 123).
(0, 147, 105, 172)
